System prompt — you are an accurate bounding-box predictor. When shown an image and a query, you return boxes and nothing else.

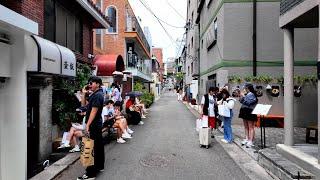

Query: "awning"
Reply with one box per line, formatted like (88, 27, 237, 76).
(94, 55, 124, 76)
(26, 35, 76, 77)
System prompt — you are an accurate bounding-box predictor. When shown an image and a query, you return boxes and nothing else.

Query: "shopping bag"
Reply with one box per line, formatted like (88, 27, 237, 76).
(196, 119, 202, 132)
(80, 137, 94, 167)
(201, 115, 209, 128)
(218, 104, 230, 117)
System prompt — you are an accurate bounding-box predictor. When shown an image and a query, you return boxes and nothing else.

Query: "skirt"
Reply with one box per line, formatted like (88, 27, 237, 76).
(239, 107, 257, 121)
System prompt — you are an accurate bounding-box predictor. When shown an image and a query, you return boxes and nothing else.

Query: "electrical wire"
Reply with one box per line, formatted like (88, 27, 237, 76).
(138, 0, 185, 29)
(165, 0, 186, 21)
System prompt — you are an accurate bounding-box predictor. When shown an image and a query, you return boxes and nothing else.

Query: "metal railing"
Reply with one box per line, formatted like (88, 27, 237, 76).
(280, 0, 305, 15)
(126, 15, 151, 54)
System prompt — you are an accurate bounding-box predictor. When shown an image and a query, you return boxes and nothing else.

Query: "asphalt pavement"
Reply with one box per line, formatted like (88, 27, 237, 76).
(55, 91, 252, 180)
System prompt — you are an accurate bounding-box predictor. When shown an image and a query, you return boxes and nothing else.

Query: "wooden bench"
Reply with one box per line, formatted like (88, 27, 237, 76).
(306, 125, 318, 144)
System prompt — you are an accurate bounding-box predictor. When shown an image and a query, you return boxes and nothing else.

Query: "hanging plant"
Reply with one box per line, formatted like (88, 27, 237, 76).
(257, 75, 273, 84)
(270, 85, 280, 97)
(255, 85, 263, 97)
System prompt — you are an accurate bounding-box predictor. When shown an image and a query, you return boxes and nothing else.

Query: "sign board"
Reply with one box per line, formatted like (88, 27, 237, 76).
(252, 104, 272, 116)
(57, 45, 76, 77)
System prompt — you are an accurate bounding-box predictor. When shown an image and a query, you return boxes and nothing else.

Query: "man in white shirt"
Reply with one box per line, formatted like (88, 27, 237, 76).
(201, 87, 219, 137)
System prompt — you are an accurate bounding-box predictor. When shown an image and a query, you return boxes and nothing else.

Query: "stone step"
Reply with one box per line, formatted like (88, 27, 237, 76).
(258, 148, 315, 180)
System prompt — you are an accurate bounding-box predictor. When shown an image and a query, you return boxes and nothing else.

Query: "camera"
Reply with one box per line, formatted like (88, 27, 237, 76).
(85, 85, 90, 90)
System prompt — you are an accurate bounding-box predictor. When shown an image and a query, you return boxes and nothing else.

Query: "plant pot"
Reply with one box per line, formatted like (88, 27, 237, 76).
(294, 85, 302, 97)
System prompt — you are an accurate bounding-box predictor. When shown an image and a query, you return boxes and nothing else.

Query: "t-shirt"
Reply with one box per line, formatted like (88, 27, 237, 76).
(112, 88, 122, 102)
(86, 88, 104, 129)
(126, 99, 134, 109)
(201, 94, 215, 117)
(101, 106, 114, 122)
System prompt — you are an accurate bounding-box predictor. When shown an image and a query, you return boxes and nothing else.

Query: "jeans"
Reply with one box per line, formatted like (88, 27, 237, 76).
(223, 110, 233, 142)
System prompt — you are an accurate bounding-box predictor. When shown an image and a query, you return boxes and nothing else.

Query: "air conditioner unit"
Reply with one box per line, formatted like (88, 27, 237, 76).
(0, 33, 10, 44)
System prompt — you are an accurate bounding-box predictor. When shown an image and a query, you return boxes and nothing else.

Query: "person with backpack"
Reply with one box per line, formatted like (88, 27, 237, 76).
(217, 89, 236, 143)
(201, 87, 218, 138)
(238, 83, 258, 148)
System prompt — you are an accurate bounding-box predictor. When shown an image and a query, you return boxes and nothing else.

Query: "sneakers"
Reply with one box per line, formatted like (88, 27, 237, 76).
(117, 138, 126, 144)
(127, 128, 134, 134)
(77, 174, 95, 180)
(58, 143, 70, 149)
(141, 115, 147, 119)
(241, 139, 248, 146)
(69, 146, 80, 153)
(246, 141, 254, 148)
(138, 121, 144, 125)
(221, 139, 228, 144)
(122, 132, 132, 139)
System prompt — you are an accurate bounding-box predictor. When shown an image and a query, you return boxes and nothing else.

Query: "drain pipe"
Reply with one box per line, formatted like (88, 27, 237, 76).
(253, 0, 257, 76)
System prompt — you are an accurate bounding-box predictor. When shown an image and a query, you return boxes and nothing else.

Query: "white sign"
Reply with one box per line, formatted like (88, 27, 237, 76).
(252, 104, 272, 116)
(57, 44, 76, 77)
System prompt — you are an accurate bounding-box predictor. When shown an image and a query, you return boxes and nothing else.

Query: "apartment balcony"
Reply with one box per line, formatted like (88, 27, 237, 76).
(125, 15, 151, 59)
(279, 0, 318, 28)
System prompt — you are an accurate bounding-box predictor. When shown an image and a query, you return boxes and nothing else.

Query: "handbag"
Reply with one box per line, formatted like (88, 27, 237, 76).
(218, 104, 230, 117)
(80, 136, 94, 167)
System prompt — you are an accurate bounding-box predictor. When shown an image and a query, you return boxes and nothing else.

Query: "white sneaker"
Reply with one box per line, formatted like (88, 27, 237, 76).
(138, 121, 144, 125)
(69, 146, 80, 153)
(221, 139, 228, 144)
(141, 115, 146, 119)
(122, 133, 132, 139)
(246, 141, 254, 148)
(117, 138, 126, 144)
(127, 128, 134, 134)
(241, 139, 248, 146)
(58, 143, 70, 149)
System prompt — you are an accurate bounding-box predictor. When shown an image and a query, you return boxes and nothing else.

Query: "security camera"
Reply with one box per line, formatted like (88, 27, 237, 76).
(88, 54, 95, 59)
(0, 77, 6, 83)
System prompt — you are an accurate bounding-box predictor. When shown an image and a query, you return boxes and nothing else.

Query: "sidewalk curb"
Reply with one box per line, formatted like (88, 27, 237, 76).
(184, 102, 275, 180)
(30, 153, 80, 180)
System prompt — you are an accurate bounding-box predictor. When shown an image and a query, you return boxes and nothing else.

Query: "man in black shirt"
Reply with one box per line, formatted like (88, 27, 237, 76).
(78, 76, 105, 180)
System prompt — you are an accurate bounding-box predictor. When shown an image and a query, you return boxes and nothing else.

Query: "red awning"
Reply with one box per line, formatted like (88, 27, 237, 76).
(94, 55, 124, 76)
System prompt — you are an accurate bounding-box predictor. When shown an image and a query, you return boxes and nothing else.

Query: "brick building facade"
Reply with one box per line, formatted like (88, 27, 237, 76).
(152, 48, 164, 82)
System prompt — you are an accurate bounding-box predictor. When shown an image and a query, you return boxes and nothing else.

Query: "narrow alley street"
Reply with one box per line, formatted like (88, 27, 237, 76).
(55, 91, 253, 180)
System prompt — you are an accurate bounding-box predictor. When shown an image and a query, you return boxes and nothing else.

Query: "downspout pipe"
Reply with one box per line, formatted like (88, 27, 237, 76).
(253, 0, 257, 76)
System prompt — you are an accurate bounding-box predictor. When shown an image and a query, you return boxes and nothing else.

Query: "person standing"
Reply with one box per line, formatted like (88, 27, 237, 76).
(78, 76, 105, 180)
(217, 89, 236, 143)
(201, 87, 217, 138)
(239, 83, 258, 148)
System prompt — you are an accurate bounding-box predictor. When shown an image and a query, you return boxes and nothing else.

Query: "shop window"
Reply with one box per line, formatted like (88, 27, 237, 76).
(107, 6, 117, 33)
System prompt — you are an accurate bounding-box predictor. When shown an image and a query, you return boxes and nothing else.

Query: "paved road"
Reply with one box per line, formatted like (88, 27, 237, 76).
(55, 91, 250, 180)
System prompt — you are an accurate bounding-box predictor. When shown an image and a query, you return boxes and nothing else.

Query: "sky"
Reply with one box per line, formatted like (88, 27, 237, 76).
(128, 0, 187, 62)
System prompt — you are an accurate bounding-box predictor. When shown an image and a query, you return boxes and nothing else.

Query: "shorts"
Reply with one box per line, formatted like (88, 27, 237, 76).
(239, 107, 257, 121)
(208, 116, 216, 129)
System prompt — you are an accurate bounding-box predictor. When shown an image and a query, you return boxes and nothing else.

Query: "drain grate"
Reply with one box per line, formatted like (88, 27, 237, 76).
(140, 154, 170, 167)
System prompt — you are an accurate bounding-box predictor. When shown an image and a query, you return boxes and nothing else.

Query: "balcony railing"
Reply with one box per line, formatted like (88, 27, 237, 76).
(280, 0, 305, 15)
(126, 15, 151, 55)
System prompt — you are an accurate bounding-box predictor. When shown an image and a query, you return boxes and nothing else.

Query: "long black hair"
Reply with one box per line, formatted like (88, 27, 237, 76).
(111, 83, 120, 91)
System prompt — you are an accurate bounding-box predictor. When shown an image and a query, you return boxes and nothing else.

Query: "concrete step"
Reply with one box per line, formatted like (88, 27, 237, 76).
(258, 148, 315, 180)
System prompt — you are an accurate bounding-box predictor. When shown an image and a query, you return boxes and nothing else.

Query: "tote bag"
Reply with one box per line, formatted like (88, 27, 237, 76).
(80, 137, 94, 167)
(218, 104, 230, 117)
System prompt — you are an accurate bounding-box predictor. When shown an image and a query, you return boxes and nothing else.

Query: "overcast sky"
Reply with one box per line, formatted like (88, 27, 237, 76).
(128, 0, 187, 62)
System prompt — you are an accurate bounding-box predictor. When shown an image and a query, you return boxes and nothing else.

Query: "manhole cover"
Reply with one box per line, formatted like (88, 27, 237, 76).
(140, 154, 170, 167)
